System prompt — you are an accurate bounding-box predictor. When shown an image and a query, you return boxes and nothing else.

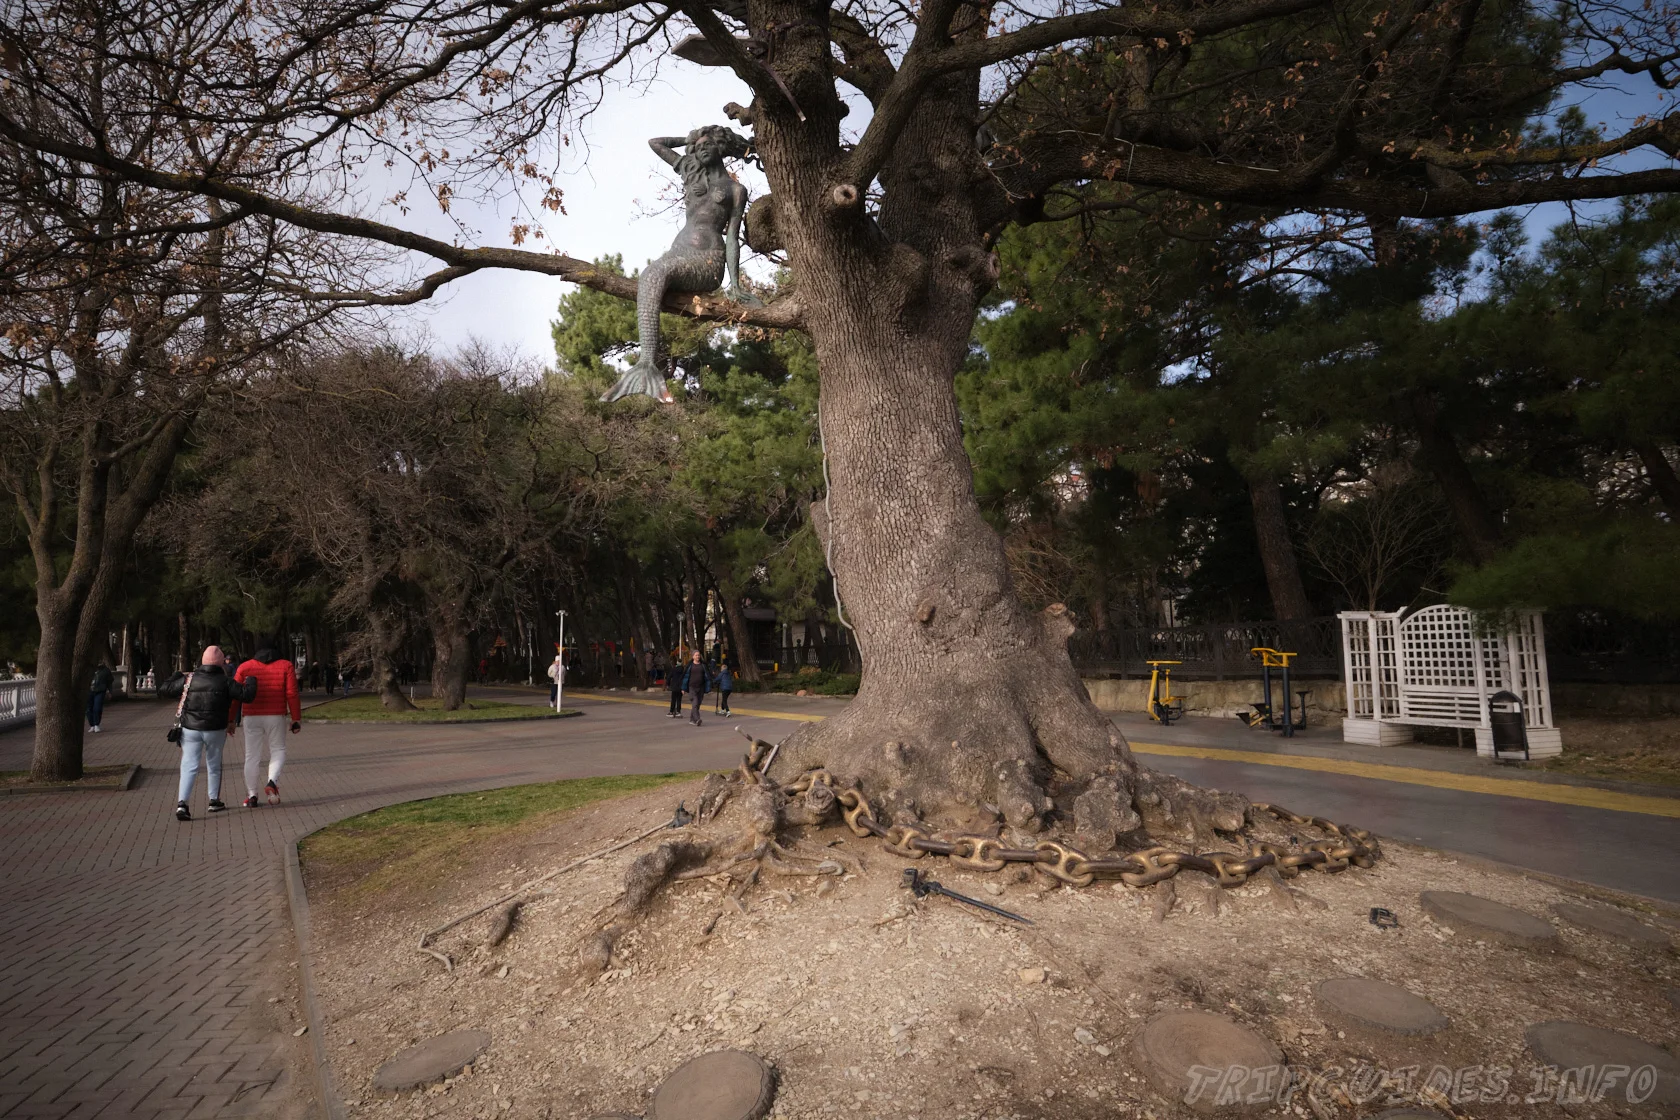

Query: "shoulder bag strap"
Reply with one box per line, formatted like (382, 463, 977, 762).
(175, 672, 194, 721)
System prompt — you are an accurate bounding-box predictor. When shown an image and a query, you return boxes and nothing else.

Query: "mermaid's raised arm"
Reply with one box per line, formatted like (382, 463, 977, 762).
(648, 136, 686, 167)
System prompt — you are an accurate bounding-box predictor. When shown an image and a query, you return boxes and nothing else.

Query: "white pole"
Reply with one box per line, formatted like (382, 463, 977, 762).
(555, 609, 567, 713)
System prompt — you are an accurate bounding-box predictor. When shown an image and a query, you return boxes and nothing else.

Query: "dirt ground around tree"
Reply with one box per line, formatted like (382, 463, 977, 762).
(1545, 716, 1680, 788)
(306, 778, 1680, 1120)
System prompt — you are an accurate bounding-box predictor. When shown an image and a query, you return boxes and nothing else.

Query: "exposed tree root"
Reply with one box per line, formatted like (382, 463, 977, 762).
(484, 900, 521, 948)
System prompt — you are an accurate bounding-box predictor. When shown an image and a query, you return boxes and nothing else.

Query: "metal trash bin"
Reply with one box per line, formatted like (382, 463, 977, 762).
(1489, 690, 1529, 761)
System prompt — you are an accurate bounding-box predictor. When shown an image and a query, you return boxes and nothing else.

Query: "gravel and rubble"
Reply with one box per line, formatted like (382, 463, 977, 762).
(306, 778, 1680, 1120)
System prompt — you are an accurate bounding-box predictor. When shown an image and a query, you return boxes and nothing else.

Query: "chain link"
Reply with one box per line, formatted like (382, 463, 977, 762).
(778, 773, 1378, 892)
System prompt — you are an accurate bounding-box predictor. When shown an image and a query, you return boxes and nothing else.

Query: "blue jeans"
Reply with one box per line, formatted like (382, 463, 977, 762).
(86, 691, 106, 728)
(177, 728, 227, 804)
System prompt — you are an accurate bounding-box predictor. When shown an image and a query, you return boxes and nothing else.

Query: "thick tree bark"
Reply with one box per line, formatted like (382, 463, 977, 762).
(27, 410, 192, 780)
(1247, 475, 1315, 620)
(750, 51, 1139, 832)
(613, 570, 651, 688)
(368, 608, 415, 711)
(1634, 442, 1680, 516)
(718, 584, 764, 685)
(32, 607, 84, 781)
(1409, 394, 1501, 564)
(428, 603, 471, 709)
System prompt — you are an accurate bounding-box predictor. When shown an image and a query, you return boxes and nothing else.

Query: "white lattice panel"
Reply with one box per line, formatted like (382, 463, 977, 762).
(1343, 617, 1374, 719)
(1399, 606, 1479, 688)
(1375, 617, 1401, 718)
(1340, 605, 1558, 746)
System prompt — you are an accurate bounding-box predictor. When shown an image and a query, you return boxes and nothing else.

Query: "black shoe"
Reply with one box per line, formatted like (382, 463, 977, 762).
(264, 779, 280, 805)
(244, 795, 260, 808)
(175, 802, 191, 822)
(208, 799, 227, 813)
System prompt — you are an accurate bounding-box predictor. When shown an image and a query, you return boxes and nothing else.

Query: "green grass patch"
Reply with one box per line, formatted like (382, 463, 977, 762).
(299, 771, 699, 900)
(302, 694, 573, 722)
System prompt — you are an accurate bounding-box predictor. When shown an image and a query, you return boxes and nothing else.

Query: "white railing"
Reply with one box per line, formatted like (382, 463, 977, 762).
(0, 676, 37, 732)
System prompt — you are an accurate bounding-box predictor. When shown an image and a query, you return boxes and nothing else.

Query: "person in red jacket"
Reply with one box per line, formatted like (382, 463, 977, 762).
(234, 645, 302, 806)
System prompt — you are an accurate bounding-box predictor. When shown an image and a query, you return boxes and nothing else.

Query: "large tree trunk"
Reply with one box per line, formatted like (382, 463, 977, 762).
(718, 584, 765, 685)
(429, 605, 471, 710)
(368, 608, 415, 711)
(1247, 475, 1315, 620)
(755, 81, 1135, 826)
(32, 604, 85, 781)
(27, 410, 191, 780)
(770, 315, 1131, 830)
(613, 570, 651, 689)
(1409, 394, 1501, 564)
(722, 0, 1248, 842)
(1634, 442, 1680, 516)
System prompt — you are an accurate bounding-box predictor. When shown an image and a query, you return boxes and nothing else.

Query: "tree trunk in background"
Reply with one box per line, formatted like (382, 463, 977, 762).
(613, 572, 651, 688)
(1247, 475, 1315, 621)
(429, 601, 471, 710)
(1410, 395, 1501, 565)
(1634, 443, 1680, 516)
(1088, 574, 1111, 657)
(27, 411, 192, 780)
(32, 606, 83, 781)
(719, 586, 764, 684)
(368, 608, 415, 711)
(682, 551, 704, 657)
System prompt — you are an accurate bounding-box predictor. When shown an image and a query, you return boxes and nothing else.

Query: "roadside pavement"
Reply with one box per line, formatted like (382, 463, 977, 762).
(0, 692, 768, 1119)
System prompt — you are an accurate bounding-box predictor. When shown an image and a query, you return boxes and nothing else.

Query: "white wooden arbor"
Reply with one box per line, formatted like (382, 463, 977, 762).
(1339, 605, 1562, 758)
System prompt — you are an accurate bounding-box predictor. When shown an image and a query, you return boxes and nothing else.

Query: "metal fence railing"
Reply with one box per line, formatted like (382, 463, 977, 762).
(1070, 617, 1343, 680)
(1543, 610, 1680, 684)
(0, 676, 38, 732)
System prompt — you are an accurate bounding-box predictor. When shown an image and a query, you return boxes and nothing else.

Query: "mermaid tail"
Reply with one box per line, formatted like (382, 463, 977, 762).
(599, 360, 673, 403)
(598, 248, 723, 404)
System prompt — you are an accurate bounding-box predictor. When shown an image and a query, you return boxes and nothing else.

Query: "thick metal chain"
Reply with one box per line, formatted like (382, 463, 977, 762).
(784, 770, 1380, 890)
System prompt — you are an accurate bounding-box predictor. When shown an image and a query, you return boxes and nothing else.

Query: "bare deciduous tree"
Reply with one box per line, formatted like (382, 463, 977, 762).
(1306, 464, 1453, 610)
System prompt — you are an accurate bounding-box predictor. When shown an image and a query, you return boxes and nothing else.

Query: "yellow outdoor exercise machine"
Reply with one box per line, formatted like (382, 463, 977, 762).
(1146, 660, 1184, 724)
(1242, 647, 1309, 737)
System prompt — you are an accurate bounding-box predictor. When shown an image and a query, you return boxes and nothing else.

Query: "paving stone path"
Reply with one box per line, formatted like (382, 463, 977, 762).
(0, 692, 770, 1119)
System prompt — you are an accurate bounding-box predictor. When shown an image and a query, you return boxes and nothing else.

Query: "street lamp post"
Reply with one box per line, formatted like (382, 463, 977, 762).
(555, 609, 567, 713)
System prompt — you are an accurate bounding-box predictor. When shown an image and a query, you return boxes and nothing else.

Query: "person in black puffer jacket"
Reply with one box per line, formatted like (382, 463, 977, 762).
(158, 646, 258, 821)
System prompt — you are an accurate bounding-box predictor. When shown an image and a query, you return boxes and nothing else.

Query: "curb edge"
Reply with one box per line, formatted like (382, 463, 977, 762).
(285, 841, 348, 1120)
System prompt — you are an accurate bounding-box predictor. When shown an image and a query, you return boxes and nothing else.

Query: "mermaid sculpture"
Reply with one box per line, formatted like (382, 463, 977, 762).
(600, 125, 759, 403)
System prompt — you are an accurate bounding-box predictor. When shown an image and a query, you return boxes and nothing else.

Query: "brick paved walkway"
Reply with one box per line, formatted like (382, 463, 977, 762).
(0, 691, 804, 1119)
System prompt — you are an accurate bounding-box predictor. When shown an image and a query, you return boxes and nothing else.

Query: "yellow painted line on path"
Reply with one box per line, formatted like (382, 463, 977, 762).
(1128, 741, 1680, 819)
(570, 691, 1679, 818)
(572, 690, 826, 722)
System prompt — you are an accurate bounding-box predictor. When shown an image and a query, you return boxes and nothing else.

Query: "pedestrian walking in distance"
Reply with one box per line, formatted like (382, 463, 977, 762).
(86, 661, 114, 733)
(683, 651, 710, 726)
(667, 655, 685, 718)
(158, 646, 258, 821)
(234, 644, 301, 807)
(547, 651, 564, 706)
(716, 663, 734, 718)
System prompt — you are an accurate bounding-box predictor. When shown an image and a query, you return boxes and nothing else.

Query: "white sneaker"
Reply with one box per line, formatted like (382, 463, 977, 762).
(90, 726, 100, 733)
